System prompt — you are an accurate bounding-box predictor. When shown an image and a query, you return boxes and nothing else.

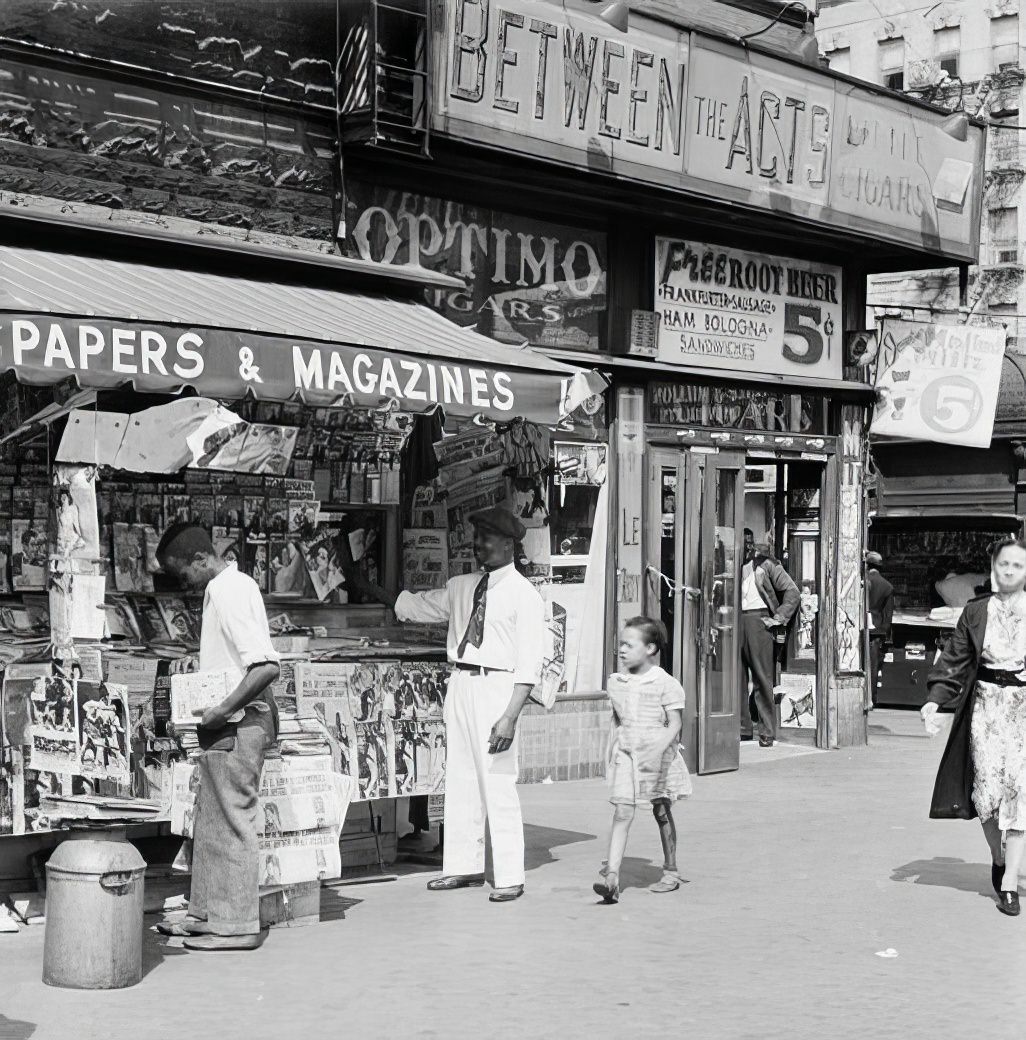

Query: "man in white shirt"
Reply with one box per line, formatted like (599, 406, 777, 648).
(349, 506, 546, 902)
(740, 528, 800, 747)
(154, 523, 281, 951)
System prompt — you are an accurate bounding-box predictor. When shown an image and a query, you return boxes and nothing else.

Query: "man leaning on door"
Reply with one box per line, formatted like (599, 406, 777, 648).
(740, 529, 800, 748)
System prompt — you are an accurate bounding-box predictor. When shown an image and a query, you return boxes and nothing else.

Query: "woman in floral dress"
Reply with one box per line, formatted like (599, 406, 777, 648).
(924, 537, 1026, 916)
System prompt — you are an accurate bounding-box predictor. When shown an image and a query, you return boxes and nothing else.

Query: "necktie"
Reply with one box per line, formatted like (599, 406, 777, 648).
(457, 572, 489, 657)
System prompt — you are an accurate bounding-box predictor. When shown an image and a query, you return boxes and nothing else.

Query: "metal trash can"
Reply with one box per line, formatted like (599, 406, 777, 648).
(43, 839, 146, 989)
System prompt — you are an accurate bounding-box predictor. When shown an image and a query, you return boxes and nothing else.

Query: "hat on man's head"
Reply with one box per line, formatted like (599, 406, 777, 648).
(866, 551, 884, 568)
(469, 505, 526, 542)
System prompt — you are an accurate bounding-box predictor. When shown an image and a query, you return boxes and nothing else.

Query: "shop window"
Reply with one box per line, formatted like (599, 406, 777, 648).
(826, 47, 851, 75)
(549, 442, 607, 583)
(992, 15, 1020, 71)
(878, 38, 905, 90)
(934, 26, 960, 80)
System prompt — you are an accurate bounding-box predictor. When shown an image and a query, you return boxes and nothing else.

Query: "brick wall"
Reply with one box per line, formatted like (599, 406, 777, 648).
(518, 695, 611, 784)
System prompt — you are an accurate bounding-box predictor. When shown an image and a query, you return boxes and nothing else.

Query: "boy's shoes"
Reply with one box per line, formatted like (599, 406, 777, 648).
(489, 885, 524, 903)
(183, 930, 268, 951)
(593, 873, 620, 904)
(759, 737, 774, 748)
(649, 872, 681, 894)
(426, 873, 485, 891)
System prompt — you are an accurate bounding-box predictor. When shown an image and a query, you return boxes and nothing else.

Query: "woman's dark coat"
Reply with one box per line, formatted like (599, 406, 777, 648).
(926, 594, 994, 820)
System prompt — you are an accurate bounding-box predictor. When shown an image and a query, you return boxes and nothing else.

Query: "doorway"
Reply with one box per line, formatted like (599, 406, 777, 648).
(644, 448, 826, 775)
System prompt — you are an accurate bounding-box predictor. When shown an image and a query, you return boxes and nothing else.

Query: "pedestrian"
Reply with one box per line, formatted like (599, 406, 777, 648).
(922, 535, 1026, 917)
(347, 505, 545, 903)
(740, 528, 800, 747)
(153, 523, 281, 949)
(593, 617, 691, 905)
(866, 551, 894, 709)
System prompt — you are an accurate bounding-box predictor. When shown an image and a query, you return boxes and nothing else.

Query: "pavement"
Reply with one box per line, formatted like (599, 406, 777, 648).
(1, 709, 1024, 1040)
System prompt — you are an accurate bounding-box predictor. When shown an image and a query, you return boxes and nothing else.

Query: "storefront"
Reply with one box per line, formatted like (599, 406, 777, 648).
(0, 242, 604, 886)
(332, 0, 987, 768)
(867, 347, 1026, 708)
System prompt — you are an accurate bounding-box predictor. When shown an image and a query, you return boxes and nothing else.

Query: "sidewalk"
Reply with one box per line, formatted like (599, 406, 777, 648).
(2, 711, 1023, 1040)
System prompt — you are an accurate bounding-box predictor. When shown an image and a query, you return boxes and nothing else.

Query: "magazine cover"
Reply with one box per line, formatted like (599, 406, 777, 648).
(29, 677, 79, 775)
(112, 523, 159, 593)
(51, 464, 100, 560)
(77, 681, 131, 784)
(300, 527, 346, 602)
(12, 519, 47, 590)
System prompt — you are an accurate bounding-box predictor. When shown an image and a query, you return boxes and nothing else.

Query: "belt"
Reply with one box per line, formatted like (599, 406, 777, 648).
(978, 667, 1026, 687)
(452, 662, 511, 676)
(742, 608, 770, 615)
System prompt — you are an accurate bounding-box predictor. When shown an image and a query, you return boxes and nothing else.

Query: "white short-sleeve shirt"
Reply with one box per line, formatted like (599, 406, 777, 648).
(200, 563, 280, 678)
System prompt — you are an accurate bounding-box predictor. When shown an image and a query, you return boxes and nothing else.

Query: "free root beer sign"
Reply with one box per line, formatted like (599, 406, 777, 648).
(655, 239, 843, 381)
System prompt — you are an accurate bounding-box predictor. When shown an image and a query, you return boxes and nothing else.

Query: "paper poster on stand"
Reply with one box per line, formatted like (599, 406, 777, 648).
(777, 673, 816, 730)
(52, 465, 100, 560)
(78, 682, 131, 784)
(872, 319, 1006, 448)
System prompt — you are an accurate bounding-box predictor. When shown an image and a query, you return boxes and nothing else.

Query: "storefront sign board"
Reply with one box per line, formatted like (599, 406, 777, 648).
(344, 182, 607, 351)
(434, 0, 690, 185)
(873, 319, 1006, 449)
(431, 6, 985, 262)
(654, 239, 843, 381)
(647, 381, 826, 434)
(0, 314, 598, 426)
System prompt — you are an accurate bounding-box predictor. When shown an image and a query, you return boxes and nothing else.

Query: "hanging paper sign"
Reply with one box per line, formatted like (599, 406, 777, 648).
(872, 319, 1006, 448)
(0, 314, 602, 425)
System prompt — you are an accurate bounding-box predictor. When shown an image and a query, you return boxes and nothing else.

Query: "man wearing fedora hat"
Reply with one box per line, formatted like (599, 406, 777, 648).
(347, 504, 546, 903)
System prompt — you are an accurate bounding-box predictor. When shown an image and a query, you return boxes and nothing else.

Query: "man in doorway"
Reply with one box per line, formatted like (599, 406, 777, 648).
(154, 523, 280, 951)
(866, 551, 894, 710)
(347, 506, 546, 903)
(741, 528, 800, 747)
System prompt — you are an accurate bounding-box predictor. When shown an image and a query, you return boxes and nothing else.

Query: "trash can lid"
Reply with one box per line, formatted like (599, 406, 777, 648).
(46, 839, 146, 876)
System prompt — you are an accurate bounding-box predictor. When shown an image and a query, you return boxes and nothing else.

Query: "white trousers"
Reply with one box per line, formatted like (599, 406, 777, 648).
(442, 670, 525, 888)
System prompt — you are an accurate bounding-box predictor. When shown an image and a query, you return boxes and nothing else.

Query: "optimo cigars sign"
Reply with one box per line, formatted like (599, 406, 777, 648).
(0, 315, 593, 424)
(433, 2, 984, 262)
(655, 239, 843, 381)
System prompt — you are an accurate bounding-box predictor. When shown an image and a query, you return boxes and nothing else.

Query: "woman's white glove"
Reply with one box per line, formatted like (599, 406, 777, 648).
(920, 701, 944, 737)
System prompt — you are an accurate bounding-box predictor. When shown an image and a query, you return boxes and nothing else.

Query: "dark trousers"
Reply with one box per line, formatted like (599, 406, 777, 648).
(869, 635, 886, 707)
(741, 611, 777, 741)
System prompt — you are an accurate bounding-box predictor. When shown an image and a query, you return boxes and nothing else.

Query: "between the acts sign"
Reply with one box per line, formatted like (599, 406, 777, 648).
(654, 238, 844, 382)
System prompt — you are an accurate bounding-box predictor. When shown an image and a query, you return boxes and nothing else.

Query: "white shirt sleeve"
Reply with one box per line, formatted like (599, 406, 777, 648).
(394, 586, 451, 625)
(514, 585, 547, 686)
(220, 577, 280, 670)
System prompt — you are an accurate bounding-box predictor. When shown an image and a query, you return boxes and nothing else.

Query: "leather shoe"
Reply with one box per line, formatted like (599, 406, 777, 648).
(992, 861, 1005, 896)
(426, 874, 485, 891)
(759, 737, 774, 748)
(997, 891, 1021, 917)
(489, 885, 524, 903)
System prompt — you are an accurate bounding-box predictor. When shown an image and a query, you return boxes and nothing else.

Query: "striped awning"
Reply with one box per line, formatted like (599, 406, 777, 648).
(0, 246, 605, 424)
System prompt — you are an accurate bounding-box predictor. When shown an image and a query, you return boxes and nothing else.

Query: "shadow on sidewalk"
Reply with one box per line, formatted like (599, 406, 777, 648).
(524, 823, 595, 872)
(0, 1014, 37, 1040)
(891, 857, 1001, 898)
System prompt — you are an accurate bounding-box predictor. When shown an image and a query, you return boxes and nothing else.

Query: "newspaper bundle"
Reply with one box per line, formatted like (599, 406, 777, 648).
(169, 667, 244, 728)
(169, 754, 355, 886)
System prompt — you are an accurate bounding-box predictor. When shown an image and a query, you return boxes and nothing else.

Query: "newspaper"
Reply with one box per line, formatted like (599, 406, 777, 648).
(169, 668, 244, 728)
(402, 528, 448, 591)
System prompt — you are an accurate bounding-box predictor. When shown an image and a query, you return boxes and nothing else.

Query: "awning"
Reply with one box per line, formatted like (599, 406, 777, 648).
(0, 247, 605, 425)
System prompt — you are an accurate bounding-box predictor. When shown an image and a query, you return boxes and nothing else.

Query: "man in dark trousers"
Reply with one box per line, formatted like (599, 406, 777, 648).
(740, 529, 800, 747)
(866, 551, 894, 709)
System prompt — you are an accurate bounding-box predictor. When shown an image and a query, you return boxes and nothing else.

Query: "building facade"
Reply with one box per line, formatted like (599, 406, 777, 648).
(817, 2, 1026, 710)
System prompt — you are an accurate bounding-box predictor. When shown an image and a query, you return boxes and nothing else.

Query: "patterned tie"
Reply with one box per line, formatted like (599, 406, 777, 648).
(457, 572, 489, 657)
